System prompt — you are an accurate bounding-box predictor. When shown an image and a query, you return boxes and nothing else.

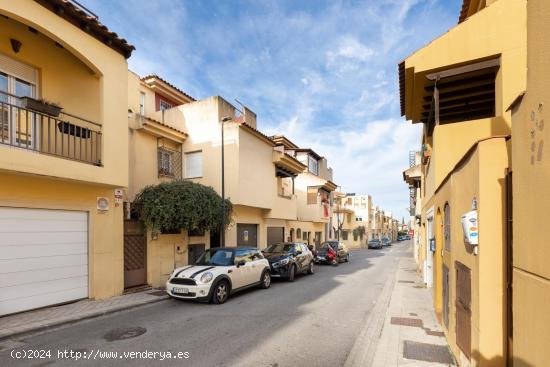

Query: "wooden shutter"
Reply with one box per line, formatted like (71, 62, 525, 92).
(307, 187, 318, 204)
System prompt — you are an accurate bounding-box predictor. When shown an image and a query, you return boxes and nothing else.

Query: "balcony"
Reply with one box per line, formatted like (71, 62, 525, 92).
(0, 92, 102, 166)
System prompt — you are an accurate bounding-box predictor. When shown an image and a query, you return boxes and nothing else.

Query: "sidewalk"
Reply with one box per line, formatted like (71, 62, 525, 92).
(372, 246, 455, 367)
(0, 289, 168, 341)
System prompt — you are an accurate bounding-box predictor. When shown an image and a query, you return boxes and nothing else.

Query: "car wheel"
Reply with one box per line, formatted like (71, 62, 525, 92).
(211, 280, 229, 304)
(345, 254, 350, 262)
(287, 264, 296, 282)
(259, 270, 271, 289)
(307, 261, 314, 274)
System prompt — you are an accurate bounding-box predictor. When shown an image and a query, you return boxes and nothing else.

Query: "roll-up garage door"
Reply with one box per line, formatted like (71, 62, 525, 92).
(267, 227, 284, 246)
(0, 207, 88, 316)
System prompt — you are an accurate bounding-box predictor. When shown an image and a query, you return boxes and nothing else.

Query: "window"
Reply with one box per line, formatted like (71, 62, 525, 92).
(296, 229, 301, 239)
(444, 203, 451, 251)
(303, 232, 308, 240)
(307, 186, 318, 204)
(158, 148, 173, 176)
(308, 155, 318, 175)
(342, 230, 349, 240)
(185, 151, 202, 178)
(139, 92, 145, 115)
(160, 100, 173, 111)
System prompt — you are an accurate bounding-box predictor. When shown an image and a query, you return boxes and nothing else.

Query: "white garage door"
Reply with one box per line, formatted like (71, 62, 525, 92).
(0, 207, 88, 316)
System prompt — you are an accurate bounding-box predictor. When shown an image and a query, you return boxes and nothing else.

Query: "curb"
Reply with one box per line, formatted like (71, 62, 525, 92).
(0, 296, 169, 342)
(344, 259, 398, 367)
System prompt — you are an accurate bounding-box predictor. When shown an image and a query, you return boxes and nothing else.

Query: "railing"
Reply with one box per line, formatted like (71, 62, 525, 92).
(0, 91, 102, 165)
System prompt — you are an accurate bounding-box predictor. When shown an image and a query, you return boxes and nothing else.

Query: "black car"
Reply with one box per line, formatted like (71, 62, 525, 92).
(381, 237, 391, 247)
(368, 239, 383, 249)
(316, 241, 350, 264)
(262, 242, 314, 281)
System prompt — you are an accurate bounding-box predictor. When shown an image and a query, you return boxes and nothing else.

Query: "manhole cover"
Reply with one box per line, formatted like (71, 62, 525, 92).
(104, 326, 147, 342)
(403, 340, 454, 364)
(391, 317, 423, 328)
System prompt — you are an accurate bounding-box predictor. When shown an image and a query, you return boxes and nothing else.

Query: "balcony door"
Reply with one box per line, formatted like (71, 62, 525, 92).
(0, 54, 38, 148)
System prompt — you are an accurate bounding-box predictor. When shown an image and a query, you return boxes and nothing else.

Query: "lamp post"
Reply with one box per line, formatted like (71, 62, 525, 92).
(220, 116, 232, 248)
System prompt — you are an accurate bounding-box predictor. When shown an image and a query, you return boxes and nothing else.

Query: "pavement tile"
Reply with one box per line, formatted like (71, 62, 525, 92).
(0, 290, 168, 341)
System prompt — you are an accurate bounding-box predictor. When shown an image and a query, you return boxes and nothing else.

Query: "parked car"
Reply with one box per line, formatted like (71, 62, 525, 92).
(166, 247, 271, 304)
(262, 242, 314, 281)
(397, 235, 406, 241)
(381, 237, 392, 247)
(368, 239, 383, 249)
(316, 241, 350, 264)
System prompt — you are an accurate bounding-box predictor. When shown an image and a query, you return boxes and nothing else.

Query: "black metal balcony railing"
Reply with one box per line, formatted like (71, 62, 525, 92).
(0, 91, 102, 165)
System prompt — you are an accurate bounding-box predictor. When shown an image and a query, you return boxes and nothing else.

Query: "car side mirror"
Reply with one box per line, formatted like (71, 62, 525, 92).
(236, 260, 246, 267)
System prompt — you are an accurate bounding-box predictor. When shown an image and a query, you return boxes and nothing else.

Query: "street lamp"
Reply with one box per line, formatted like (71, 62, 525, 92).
(220, 116, 232, 248)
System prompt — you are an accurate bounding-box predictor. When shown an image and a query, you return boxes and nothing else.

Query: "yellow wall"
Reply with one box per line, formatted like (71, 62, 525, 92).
(0, 172, 124, 299)
(429, 138, 509, 366)
(511, 0, 550, 365)
(0, 1, 129, 187)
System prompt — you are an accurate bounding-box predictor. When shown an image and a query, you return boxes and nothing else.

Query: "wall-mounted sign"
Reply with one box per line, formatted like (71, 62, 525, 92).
(243, 230, 249, 242)
(97, 197, 109, 212)
(114, 189, 123, 207)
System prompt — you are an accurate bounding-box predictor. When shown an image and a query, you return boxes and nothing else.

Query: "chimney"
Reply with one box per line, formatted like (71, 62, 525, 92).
(243, 106, 257, 129)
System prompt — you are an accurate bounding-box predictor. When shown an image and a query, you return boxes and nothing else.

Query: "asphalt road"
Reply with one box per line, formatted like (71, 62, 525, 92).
(0, 242, 410, 367)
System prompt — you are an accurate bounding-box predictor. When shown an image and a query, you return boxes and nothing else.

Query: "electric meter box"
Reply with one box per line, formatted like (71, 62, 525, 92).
(461, 210, 478, 245)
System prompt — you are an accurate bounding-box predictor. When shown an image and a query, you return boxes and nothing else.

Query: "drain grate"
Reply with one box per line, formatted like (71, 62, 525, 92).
(148, 290, 167, 297)
(398, 280, 415, 284)
(104, 326, 147, 342)
(403, 340, 454, 364)
(391, 317, 423, 328)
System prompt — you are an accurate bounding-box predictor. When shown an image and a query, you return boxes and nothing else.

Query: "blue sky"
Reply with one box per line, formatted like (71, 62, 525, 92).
(83, 0, 462, 220)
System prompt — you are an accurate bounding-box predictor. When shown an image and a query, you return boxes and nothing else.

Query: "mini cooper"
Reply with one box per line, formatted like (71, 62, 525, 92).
(166, 247, 271, 304)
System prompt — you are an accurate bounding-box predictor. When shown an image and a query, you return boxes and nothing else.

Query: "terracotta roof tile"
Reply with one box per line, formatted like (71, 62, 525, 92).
(35, 0, 135, 58)
(140, 74, 196, 102)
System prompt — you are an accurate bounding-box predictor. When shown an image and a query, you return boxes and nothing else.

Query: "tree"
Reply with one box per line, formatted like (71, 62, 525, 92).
(133, 180, 232, 237)
(353, 225, 366, 241)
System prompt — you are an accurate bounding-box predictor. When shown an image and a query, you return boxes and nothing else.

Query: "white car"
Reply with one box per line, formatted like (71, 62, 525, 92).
(166, 247, 271, 304)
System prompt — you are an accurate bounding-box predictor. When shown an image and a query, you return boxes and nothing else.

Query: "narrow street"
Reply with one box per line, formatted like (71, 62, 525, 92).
(0, 243, 412, 367)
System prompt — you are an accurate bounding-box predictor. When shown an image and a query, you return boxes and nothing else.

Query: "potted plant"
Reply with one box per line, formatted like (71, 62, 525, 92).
(20, 96, 62, 117)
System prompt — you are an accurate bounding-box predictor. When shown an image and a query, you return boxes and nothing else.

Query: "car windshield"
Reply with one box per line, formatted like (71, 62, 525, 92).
(264, 243, 293, 253)
(321, 242, 338, 250)
(195, 249, 234, 266)
(369, 240, 380, 243)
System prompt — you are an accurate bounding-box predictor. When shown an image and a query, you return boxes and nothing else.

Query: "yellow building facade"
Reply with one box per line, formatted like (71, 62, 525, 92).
(509, 0, 550, 365)
(400, 0, 526, 365)
(0, 0, 133, 316)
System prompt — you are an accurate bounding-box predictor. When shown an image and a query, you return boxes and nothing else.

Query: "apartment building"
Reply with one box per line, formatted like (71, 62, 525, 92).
(399, 0, 525, 365)
(0, 0, 133, 315)
(125, 71, 198, 288)
(271, 135, 338, 249)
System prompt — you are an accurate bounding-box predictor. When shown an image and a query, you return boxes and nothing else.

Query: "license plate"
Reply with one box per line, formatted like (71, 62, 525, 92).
(172, 287, 189, 294)
(317, 256, 325, 260)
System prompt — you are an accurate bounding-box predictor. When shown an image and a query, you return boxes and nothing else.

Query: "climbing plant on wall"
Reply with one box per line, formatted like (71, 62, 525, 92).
(133, 180, 232, 237)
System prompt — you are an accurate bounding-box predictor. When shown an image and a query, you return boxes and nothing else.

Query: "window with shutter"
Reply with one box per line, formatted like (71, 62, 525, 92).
(185, 151, 202, 178)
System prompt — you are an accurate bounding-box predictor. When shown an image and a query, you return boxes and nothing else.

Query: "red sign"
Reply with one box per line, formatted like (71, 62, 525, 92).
(409, 229, 414, 236)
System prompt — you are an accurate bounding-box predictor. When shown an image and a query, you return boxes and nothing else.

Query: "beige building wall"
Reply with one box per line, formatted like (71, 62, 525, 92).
(510, 0, 550, 365)
(0, 1, 130, 301)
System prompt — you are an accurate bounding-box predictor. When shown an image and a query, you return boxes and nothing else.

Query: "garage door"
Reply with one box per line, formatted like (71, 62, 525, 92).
(0, 207, 88, 316)
(267, 227, 284, 246)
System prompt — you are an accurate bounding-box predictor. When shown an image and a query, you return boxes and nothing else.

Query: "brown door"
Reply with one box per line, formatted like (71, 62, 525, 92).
(188, 244, 205, 265)
(443, 264, 450, 328)
(237, 223, 258, 247)
(315, 231, 322, 249)
(124, 220, 147, 288)
(267, 227, 284, 246)
(455, 261, 471, 359)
